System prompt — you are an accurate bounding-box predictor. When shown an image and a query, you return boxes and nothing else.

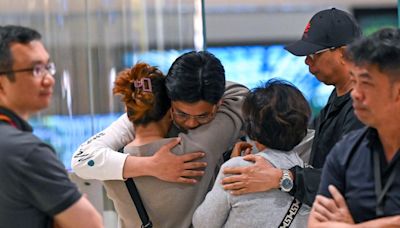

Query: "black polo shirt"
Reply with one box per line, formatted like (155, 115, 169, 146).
(0, 107, 81, 228)
(310, 89, 364, 168)
(319, 127, 400, 223)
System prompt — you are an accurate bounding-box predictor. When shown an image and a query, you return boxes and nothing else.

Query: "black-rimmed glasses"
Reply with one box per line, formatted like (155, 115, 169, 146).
(171, 105, 217, 124)
(0, 62, 56, 79)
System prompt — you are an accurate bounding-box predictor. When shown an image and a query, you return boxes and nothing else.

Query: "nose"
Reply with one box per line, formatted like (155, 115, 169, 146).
(350, 87, 363, 102)
(184, 118, 200, 129)
(42, 72, 55, 86)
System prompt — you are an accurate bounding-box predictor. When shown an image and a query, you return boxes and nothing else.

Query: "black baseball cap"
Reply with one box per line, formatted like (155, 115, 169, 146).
(285, 8, 362, 56)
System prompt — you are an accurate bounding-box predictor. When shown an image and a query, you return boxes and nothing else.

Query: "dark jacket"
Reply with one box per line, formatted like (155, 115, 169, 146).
(289, 89, 364, 206)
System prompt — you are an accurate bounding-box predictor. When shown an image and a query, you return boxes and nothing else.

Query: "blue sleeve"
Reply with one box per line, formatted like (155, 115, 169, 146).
(318, 141, 346, 198)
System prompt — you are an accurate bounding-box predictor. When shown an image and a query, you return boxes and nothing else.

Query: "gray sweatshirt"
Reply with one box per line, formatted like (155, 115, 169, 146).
(192, 149, 311, 228)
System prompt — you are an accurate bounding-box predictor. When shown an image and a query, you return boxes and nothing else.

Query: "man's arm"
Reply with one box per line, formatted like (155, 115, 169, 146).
(53, 196, 102, 228)
(72, 114, 205, 182)
(221, 130, 319, 206)
(71, 114, 134, 180)
(309, 186, 400, 228)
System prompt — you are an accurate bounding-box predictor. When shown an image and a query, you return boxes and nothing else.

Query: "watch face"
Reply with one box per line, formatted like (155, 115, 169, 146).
(281, 178, 293, 191)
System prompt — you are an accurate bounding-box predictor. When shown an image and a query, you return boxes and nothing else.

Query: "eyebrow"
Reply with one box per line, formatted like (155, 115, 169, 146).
(174, 108, 210, 116)
(350, 69, 371, 80)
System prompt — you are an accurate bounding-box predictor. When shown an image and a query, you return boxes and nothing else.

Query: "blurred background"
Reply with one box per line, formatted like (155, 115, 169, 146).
(0, 0, 397, 224)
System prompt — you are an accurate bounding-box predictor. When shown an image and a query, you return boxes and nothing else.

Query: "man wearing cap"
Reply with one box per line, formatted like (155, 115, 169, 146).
(0, 25, 102, 228)
(309, 27, 400, 227)
(221, 8, 364, 206)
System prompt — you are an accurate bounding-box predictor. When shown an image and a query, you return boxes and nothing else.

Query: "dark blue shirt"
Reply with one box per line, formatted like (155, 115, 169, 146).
(318, 127, 400, 223)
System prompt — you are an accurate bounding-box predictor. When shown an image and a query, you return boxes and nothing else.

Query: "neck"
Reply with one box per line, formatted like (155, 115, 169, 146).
(335, 76, 353, 96)
(130, 122, 167, 146)
(377, 125, 400, 162)
(0, 102, 29, 120)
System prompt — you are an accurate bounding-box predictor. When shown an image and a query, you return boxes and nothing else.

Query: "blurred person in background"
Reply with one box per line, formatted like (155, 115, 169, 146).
(0, 25, 102, 228)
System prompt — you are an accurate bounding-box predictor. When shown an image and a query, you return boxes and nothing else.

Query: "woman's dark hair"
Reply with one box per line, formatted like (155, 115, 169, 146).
(113, 62, 171, 126)
(243, 79, 311, 151)
(165, 51, 225, 104)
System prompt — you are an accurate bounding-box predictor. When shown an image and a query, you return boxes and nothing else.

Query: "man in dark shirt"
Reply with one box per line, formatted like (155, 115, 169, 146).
(309, 27, 400, 227)
(222, 8, 363, 206)
(0, 25, 102, 228)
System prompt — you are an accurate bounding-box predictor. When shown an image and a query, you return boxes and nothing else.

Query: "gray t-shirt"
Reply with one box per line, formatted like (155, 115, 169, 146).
(0, 109, 81, 228)
(193, 149, 311, 228)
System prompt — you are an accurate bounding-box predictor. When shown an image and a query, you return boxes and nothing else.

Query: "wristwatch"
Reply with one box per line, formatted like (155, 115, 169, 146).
(279, 169, 293, 192)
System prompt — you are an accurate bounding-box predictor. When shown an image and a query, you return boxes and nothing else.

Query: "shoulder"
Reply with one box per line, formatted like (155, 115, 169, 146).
(222, 156, 253, 169)
(326, 127, 369, 165)
(0, 126, 53, 160)
(224, 81, 249, 94)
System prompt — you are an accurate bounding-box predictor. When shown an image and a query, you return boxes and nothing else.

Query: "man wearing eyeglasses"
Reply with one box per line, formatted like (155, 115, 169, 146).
(0, 25, 102, 228)
(221, 8, 364, 207)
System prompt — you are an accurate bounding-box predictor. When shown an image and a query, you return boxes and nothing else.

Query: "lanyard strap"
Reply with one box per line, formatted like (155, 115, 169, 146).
(278, 198, 302, 228)
(0, 114, 17, 128)
(373, 151, 398, 217)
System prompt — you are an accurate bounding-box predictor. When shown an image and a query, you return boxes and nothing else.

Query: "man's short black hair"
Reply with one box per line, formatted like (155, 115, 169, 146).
(0, 25, 42, 80)
(165, 51, 225, 104)
(347, 27, 400, 82)
(243, 79, 311, 151)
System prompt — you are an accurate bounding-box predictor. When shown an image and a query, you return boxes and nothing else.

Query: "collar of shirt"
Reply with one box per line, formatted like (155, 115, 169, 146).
(0, 106, 33, 132)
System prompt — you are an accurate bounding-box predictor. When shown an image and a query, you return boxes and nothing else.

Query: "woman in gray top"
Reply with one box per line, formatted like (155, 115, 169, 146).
(193, 79, 311, 228)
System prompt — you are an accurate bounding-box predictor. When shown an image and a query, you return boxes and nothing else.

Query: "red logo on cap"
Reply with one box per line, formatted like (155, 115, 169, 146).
(303, 22, 311, 38)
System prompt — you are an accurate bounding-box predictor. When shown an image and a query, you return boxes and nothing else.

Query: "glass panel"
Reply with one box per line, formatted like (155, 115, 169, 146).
(0, 0, 201, 170)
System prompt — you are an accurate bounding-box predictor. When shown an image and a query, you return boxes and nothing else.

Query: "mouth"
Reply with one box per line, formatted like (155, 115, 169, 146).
(40, 91, 53, 97)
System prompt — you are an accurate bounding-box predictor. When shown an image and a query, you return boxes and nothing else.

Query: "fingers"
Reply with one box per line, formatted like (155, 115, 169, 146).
(221, 174, 243, 185)
(328, 185, 346, 208)
(183, 161, 207, 170)
(243, 155, 272, 167)
(180, 151, 205, 162)
(231, 142, 253, 158)
(242, 154, 257, 162)
(160, 137, 181, 151)
(223, 166, 247, 175)
(244, 148, 252, 156)
(313, 195, 337, 219)
(181, 169, 205, 177)
(222, 181, 245, 191)
(312, 209, 329, 222)
(176, 177, 198, 184)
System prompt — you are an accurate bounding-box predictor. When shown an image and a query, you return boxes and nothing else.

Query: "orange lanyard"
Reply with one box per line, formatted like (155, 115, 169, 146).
(0, 114, 17, 128)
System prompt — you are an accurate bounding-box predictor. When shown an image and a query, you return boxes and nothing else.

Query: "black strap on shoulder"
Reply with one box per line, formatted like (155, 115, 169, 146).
(117, 148, 152, 228)
(125, 178, 153, 228)
(373, 151, 399, 217)
(277, 198, 302, 228)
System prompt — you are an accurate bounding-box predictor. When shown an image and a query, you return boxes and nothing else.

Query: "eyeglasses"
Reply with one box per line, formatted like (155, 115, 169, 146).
(0, 62, 56, 79)
(171, 106, 217, 124)
(308, 47, 336, 60)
